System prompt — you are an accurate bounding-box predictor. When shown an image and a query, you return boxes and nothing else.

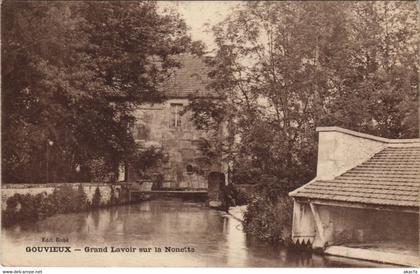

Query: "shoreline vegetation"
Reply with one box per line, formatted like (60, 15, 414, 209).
(2, 182, 295, 247)
(2, 182, 294, 247)
(243, 195, 293, 245)
(2, 1, 418, 254)
(2, 184, 124, 228)
(226, 184, 294, 245)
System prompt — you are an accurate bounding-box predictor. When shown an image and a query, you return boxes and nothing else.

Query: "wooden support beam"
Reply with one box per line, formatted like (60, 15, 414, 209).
(296, 198, 419, 214)
(309, 203, 326, 247)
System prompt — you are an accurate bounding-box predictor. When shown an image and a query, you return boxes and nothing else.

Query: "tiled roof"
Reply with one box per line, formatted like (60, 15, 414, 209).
(290, 146, 420, 207)
(161, 54, 215, 98)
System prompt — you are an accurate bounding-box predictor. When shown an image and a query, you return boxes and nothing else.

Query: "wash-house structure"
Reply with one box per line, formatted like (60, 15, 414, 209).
(120, 54, 225, 190)
(289, 127, 419, 266)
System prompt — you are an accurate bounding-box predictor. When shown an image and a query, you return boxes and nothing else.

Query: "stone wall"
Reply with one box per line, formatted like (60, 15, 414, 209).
(128, 99, 223, 189)
(1, 183, 123, 210)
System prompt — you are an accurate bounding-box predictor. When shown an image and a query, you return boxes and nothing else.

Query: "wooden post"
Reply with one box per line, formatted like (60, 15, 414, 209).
(207, 172, 225, 209)
(310, 203, 326, 247)
(291, 201, 316, 245)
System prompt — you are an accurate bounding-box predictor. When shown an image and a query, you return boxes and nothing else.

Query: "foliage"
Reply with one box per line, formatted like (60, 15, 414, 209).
(127, 145, 164, 179)
(40, 192, 59, 217)
(91, 187, 102, 208)
(2, 195, 18, 226)
(241, 175, 295, 243)
(2, 1, 196, 183)
(225, 184, 251, 206)
(1, 184, 115, 228)
(76, 184, 89, 210)
(151, 173, 164, 190)
(3, 193, 53, 227)
(243, 194, 293, 244)
(13, 194, 42, 222)
(87, 158, 114, 183)
(189, 1, 419, 190)
(51, 185, 78, 213)
(109, 187, 116, 206)
(188, 2, 419, 245)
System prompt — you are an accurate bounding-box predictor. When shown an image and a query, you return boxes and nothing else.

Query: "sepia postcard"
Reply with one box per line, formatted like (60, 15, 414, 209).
(1, 0, 419, 269)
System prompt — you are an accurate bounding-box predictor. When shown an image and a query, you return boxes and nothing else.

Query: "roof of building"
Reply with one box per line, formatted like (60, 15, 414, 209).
(161, 54, 216, 98)
(290, 145, 420, 208)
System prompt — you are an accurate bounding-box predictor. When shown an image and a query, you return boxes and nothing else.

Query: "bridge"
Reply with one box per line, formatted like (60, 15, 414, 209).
(128, 188, 208, 202)
(125, 172, 226, 207)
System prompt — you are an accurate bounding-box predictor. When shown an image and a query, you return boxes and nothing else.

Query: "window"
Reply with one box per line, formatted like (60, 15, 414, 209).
(186, 164, 194, 174)
(170, 103, 183, 127)
(136, 124, 150, 140)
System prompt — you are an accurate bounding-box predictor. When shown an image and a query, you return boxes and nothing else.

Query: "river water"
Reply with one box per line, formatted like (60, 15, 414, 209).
(2, 199, 385, 267)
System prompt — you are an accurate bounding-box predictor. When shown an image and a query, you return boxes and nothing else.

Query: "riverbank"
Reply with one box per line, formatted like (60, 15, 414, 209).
(1, 183, 134, 228)
(1, 183, 127, 211)
(2, 199, 387, 267)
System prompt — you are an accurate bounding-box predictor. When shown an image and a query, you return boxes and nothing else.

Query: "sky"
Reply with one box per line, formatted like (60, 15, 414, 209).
(158, 1, 240, 52)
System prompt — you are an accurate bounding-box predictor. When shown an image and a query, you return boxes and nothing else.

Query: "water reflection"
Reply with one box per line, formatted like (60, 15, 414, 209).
(3, 199, 387, 267)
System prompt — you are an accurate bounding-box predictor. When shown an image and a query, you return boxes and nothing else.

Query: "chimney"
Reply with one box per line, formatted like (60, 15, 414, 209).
(316, 127, 386, 180)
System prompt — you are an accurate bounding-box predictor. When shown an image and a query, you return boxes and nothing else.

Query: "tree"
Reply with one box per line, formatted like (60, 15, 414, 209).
(2, 1, 194, 183)
(189, 1, 419, 189)
(326, 2, 419, 138)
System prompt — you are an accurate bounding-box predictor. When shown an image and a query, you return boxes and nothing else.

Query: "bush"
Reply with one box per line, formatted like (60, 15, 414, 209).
(2, 193, 47, 227)
(39, 192, 57, 217)
(108, 186, 120, 206)
(225, 184, 250, 206)
(243, 194, 293, 244)
(75, 184, 89, 210)
(19, 193, 43, 221)
(2, 194, 22, 227)
(128, 145, 164, 179)
(91, 186, 101, 208)
(2, 184, 93, 228)
(151, 173, 164, 190)
(51, 185, 81, 213)
(5, 193, 20, 210)
(1, 184, 143, 228)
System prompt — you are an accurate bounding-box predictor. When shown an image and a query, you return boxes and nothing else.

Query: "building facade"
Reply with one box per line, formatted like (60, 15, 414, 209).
(123, 54, 224, 190)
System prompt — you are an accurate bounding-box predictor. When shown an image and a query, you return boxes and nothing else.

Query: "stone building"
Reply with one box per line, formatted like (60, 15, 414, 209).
(121, 54, 225, 190)
(289, 127, 419, 266)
